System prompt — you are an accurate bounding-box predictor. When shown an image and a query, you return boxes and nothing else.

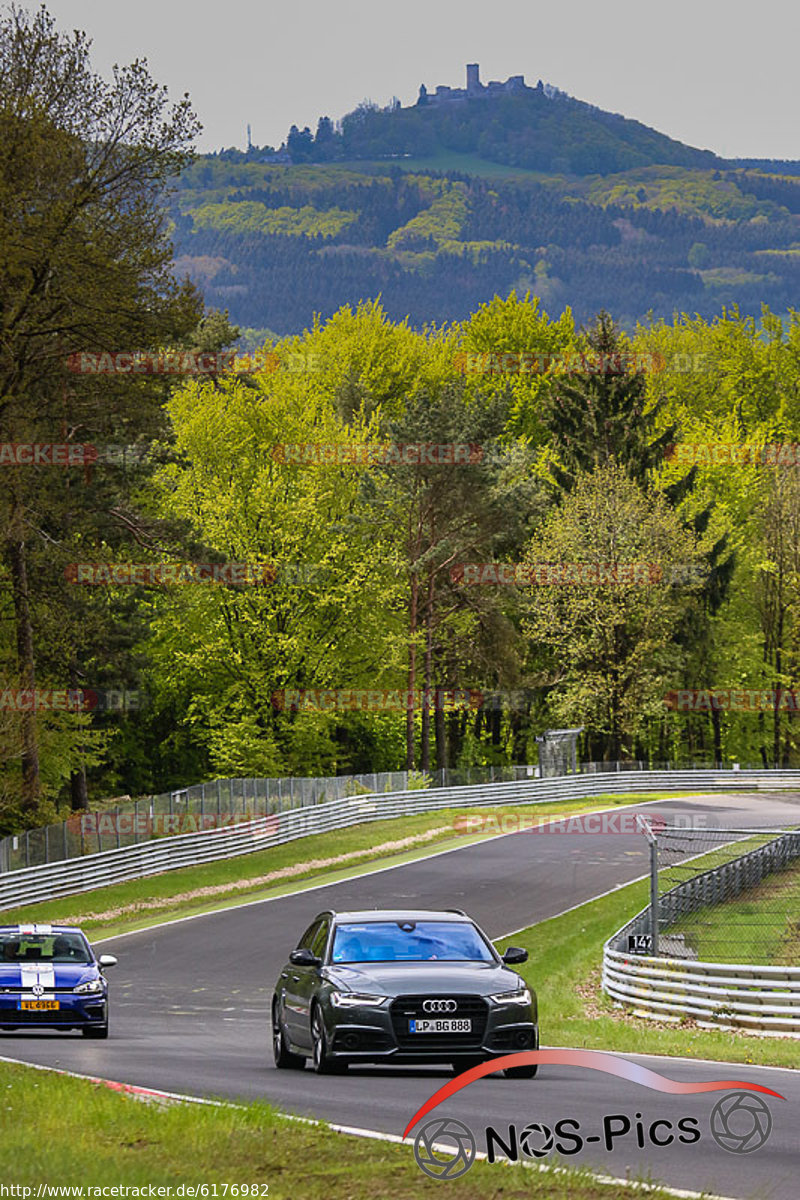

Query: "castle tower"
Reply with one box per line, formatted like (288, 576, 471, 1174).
(466, 63, 481, 94)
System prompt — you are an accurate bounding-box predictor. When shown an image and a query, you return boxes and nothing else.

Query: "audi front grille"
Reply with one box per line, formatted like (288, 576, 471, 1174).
(389, 994, 488, 1049)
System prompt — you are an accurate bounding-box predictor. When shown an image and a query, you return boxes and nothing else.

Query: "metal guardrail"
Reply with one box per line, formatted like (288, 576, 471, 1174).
(1, 758, 781, 873)
(1, 768, 799, 913)
(603, 826, 800, 1033)
(603, 953, 800, 1034)
(0, 766, 528, 873)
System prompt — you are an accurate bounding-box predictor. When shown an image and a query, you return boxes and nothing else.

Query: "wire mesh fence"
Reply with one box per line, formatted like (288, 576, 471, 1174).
(649, 823, 800, 966)
(0, 764, 537, 872)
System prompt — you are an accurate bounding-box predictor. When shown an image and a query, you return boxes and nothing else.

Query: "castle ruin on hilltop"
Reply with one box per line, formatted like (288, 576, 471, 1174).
(418, 63, 545, 106)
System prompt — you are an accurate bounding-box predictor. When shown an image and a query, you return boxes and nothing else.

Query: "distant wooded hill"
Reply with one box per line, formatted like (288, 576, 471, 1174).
(281, 85, 724, 176)
(169, 85, 800, 335)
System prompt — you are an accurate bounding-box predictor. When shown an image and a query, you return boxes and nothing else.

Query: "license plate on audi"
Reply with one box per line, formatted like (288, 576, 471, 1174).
(409, 1018, 471, 1034)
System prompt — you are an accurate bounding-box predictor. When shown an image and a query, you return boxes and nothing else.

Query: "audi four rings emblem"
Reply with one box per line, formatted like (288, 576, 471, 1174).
(422, 998, 457, 1013)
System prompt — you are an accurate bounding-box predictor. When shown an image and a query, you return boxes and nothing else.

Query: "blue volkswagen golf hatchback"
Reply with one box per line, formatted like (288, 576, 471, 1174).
(0, 924, 117, 1037)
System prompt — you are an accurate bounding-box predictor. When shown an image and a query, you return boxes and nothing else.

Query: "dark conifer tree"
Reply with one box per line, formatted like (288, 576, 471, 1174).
(542, 311, 677, 490)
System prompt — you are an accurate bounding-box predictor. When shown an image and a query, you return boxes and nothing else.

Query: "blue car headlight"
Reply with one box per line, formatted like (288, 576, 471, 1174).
(330, 991, 388, 1008)
(74, 978, 105, 995)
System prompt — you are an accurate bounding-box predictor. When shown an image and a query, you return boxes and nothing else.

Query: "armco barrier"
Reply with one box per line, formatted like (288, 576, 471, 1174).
(603, 952, 800, 1034)
(603, 825, 800, 1034)
(1, 768, 799, 912)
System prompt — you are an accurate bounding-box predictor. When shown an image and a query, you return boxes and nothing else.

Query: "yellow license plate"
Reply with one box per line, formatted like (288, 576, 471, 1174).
(20, 1000, 59, 1011)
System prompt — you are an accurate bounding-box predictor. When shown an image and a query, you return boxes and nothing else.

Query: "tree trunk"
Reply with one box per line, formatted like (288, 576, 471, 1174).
(773, 643, 783, 766)
(6, 518, 40, 810)
(434, 702, 447, 771)
(420, 571, 435, 772)
(405, 572, 419, 770)
(68, 664, 89, 811)
(448, 710, 464, 768)
(710, 705, 722, 767)
(70, 765, 89, 812)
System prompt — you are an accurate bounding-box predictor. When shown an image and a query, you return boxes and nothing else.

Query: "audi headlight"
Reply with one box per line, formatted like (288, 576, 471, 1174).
(74, 978, 105, 995)
(490, 986, 531, 1006)
(330, 991, 387, 1007)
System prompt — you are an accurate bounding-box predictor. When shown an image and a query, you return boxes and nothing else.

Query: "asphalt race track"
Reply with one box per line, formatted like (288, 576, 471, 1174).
(3, 793, 800, 1198)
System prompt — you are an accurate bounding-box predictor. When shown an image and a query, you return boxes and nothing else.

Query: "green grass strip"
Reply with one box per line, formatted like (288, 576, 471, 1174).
(668, 860, 800, 965)
(0, 1057, 691, 1196)
(499, 878, 800, 1069)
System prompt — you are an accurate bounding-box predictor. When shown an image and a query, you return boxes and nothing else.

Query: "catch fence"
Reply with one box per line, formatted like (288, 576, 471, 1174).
(604, 819, 800, 1031)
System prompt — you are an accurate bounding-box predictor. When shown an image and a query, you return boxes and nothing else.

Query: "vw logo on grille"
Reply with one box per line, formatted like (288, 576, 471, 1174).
(422, 998, 457, 1014)
(32, 984, 45, 997)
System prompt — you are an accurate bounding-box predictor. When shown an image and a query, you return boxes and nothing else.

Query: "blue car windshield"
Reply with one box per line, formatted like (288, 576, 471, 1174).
(330, 921, 495, 963)
(0, 933, 91, 965)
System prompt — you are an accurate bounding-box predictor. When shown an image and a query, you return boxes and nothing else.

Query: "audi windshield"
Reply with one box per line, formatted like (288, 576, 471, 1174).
(330, 920, 496, 963)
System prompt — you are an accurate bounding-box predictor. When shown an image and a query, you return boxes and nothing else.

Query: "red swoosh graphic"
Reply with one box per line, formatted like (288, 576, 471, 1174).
(402, 1049, 786, 1139)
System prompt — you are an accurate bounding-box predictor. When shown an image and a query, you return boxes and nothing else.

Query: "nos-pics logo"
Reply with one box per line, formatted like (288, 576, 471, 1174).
(404, 1051, 784, 1181)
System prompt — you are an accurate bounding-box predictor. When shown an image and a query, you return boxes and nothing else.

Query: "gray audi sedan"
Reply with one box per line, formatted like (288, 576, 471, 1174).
(271, 908, 538, 1076)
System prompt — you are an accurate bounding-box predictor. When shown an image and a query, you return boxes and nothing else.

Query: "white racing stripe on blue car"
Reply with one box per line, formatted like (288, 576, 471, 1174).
(19, 964, 56, 995)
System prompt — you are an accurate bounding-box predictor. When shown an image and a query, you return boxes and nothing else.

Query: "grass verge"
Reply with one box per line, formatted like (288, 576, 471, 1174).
(0, 1057, 687, 1197)
(498, 878, 800, 1070)
(0, 794, 679, 939)
(669, 859, 800, 965)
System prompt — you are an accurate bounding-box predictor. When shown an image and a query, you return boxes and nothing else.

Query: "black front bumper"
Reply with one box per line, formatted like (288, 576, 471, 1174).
(322, 992, 538, 1063)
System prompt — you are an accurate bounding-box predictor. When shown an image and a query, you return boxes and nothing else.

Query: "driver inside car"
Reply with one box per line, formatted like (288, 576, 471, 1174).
(51, 936, 74, 961)
(332, 934, 366, 962)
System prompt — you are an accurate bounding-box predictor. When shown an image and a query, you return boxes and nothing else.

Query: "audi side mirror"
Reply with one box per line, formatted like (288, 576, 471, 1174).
(502, 946, 528, 965)
(98, 954, 118, 969)
(289, 948, 322, 968)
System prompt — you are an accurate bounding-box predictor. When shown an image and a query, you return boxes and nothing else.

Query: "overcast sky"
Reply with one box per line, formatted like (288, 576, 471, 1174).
(48, 0, 800, 160)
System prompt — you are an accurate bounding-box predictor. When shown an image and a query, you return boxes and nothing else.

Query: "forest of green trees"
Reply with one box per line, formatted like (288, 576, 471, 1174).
(5, 281, 800, 833)
(5, 6, 800, 836)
